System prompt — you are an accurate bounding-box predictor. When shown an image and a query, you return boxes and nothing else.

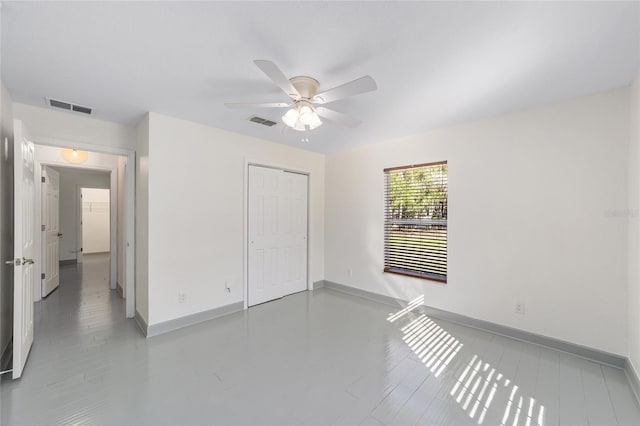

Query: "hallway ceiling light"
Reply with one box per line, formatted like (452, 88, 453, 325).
(61, 148, 88, 164)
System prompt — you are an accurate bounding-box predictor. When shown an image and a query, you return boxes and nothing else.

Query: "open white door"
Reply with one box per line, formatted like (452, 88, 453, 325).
(76, 186, 83, 264)
(248, 165, 308, 307)
(42, 166, 60, 297)
(11, 120, 35, 379)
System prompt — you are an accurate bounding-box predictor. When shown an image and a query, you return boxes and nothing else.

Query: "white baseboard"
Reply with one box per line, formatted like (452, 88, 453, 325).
(625, 359, 640, 405)
(318, 280, 627, 368)
(136, 302, 244, 338)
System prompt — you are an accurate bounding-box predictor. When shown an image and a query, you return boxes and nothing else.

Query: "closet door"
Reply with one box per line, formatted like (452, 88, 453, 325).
(279, 171, 308, 298)
(248, 165, 308, 307)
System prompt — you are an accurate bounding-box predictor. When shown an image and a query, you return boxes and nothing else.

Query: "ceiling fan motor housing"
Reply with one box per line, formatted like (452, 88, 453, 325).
(289, 76, 320, 100)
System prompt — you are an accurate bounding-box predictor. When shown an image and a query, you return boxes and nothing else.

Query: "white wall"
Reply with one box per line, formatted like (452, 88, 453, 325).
(628, 72, 640, 373)
(325, 88, 629, 356)
(13, 103, 135, 150)
(0, 82, 14, 360)
(81, 188, 110, 254)
(144, 112, 325, 326)
(135, 115, 149, 323)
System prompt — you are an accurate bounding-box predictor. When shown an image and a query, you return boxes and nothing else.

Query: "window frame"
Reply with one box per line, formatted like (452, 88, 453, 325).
(383, 160, 448, 283)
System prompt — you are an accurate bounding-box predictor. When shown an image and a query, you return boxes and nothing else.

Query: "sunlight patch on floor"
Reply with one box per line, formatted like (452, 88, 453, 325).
(390, 302, 463, 379)
(387, 297, 546, 426)
(387, 295, 424, 323)
(451, 355, 545, 425)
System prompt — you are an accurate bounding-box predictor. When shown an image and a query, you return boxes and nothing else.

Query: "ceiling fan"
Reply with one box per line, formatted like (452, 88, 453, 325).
(225, 60, 377, 132)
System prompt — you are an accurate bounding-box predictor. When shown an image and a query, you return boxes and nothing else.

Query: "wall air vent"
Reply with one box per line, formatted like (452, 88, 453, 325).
(46, 98, 93, 115)
(248, 116, 278, 127)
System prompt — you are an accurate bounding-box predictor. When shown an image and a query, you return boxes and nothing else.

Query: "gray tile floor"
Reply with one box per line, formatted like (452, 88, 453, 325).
(1, 254, 639, 425)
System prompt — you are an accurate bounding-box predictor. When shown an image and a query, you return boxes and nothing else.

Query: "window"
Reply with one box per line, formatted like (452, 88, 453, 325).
(384, 161, 448, 282)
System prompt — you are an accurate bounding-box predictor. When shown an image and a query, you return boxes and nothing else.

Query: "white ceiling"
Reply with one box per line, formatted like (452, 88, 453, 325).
(2, 1, 639, 154)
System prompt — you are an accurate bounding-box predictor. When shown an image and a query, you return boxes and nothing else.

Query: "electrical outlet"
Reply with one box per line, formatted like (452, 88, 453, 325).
(224, 281, 231, 294)
(178, 292, 186, 304)
(515, 301, 525, 315)
(347, 269, 353, 277)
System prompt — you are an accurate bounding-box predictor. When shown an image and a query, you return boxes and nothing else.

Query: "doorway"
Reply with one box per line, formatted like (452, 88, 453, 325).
(31, 142, 134, 318)
(80, 187, 111, 259)
(39, 165, 115, 299)
(7, 119, 136, 379)
(247, 164, 309, 307)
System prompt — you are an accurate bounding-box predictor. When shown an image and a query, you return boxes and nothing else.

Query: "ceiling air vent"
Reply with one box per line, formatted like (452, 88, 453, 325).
(46, 98, 93, 115)
(72, 104, 92, 115)
(48, 99, 71, 110)
(248, 116, 278, 127)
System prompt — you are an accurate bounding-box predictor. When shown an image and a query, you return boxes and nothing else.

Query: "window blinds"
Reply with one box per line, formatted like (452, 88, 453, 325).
(384, 161, 448, 282)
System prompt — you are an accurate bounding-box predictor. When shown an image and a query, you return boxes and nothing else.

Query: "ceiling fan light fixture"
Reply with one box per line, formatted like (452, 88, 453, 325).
(297, 105, 314, 125)
(282, 108, 300, 128)
(282, 102, 322, 132)
(298, 105, 321, 127)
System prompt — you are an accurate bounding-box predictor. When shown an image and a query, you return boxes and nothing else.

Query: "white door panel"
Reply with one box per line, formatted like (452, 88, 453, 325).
(42, 166, 60, 297)
(281, 171, 307, 296)
(248, 166, 283, 306)
(12, 120, 35, 379)
(248, 166, 308, 307)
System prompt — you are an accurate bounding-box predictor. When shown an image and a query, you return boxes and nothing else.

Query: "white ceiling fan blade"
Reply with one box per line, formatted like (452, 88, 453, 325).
(254, 60, 300, 99)
(313, 76, 377, 104)
(316, 107, 362, 128)
(225, 102, 291, 109)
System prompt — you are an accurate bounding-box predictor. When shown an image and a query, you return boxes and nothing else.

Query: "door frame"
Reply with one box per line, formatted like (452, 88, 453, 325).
(30, 137, 136, 318)
(243, 158, 311, 310)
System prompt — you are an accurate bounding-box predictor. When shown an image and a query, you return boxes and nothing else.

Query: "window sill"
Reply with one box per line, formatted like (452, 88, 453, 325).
(383, 267, 447, 284)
